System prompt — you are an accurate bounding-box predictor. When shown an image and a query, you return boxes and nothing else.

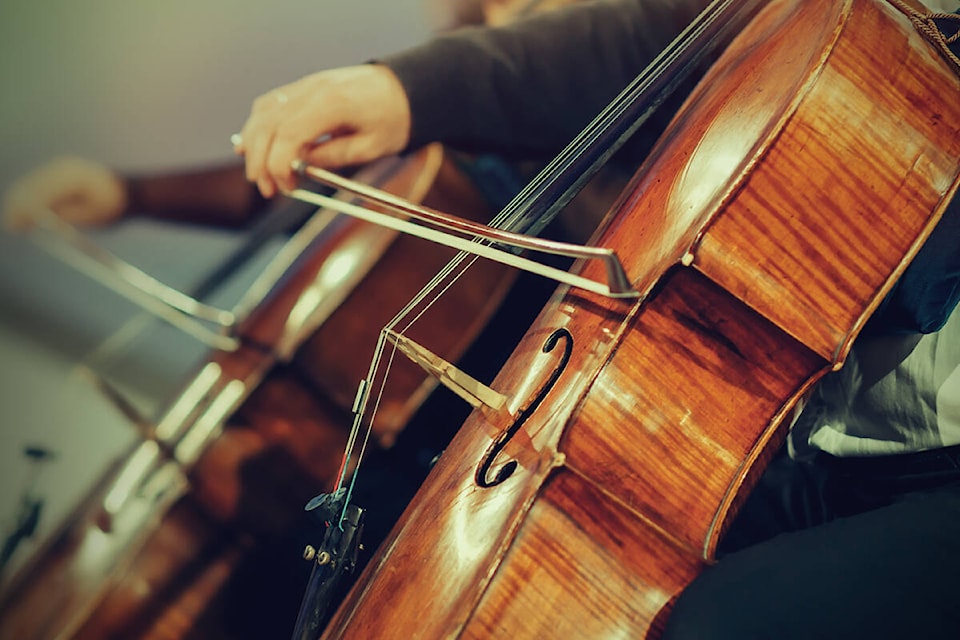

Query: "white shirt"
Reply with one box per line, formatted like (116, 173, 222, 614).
(789, 304, 960, 458)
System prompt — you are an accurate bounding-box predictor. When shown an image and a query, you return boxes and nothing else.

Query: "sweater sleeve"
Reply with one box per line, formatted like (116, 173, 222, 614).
(124, 162, 268, 228)
(381, 0, 711, 159)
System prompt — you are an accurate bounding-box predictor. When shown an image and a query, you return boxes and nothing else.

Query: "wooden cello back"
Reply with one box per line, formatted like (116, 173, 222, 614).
(322, 0, 960, 637)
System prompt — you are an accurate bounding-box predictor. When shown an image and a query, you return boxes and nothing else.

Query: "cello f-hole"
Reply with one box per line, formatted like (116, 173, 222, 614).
(475, 328, 573, 488)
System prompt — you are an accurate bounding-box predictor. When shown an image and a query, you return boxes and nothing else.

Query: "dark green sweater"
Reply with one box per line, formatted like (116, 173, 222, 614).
(383, 0, 711, 160)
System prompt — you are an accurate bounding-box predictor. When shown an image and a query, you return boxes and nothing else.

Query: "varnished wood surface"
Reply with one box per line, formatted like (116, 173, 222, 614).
(0, 147, 512, 639)
(323, 1, 960, 638)
(562, 268, 823, 557)
(694, 0, 960, 361)
(296, 155, 517, 446)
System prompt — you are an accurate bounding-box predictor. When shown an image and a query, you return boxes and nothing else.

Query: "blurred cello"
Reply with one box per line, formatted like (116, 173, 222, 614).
(0, 143, 518, 639)
(296, 0, 960, 637)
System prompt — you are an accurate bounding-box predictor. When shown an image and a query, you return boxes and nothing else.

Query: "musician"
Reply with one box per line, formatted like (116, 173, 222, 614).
(226, 1, 960, 638)
(5, 0, 960, 638)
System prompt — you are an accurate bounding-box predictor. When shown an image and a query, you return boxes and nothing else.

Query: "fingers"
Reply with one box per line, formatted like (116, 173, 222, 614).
(235, 65, 413, 199)
(238, 89, 292, 198)
(239, 77, 333, 198)
(264, 109, 317, 196)
(2, 157, 126, 232)
(2, 184, 42, 232)
(301, 134, 378, 170)
(2, 161, 64, 231)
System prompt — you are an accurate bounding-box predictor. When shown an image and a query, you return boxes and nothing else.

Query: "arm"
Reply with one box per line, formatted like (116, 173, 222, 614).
(3, 157, 267, 232)
(124, 162, 267, 228)
(384, 0, 711, 157)
(237, 0, 712, 197)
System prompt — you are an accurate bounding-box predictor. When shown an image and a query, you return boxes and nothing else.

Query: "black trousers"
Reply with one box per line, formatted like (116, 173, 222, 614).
(661, 446, 960, 639)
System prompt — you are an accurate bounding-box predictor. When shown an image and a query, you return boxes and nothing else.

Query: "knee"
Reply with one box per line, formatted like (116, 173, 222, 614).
(660, 581, 728, 640)
(659, 568, 758, 640)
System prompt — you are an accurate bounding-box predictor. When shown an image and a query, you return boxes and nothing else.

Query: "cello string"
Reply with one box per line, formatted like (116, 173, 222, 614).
(334, 332, 400, 492)
(460, 0, 750, 240)
(332, 248, 486, 521)
(333, 0, 732, 516)
(334, 263, 466, 508)
(349, 0, 752, 333)
(332, 245, 489, 507)
(398, 0, 765, 334)
(333, 0, 761, 523)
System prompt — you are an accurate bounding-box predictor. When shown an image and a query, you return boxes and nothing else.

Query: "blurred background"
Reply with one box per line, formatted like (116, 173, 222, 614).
(0, 0, 447, 585)
(3, 0, 957, 635)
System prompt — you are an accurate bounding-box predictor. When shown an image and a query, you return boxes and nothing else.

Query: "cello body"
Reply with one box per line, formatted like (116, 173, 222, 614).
(0, 146, 516, 639)
(323, 0, 960, 637)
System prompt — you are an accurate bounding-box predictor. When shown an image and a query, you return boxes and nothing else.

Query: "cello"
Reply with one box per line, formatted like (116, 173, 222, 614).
(289, 0, 960, 637)
(0, 144, 521, 639)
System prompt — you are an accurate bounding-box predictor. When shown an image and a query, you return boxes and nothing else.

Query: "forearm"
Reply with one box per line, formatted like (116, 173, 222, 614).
(124, 162, 268, 228)
(382, 0, 711, 158)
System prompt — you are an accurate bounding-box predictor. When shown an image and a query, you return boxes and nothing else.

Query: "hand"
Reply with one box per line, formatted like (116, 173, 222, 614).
(2, 156, 127, 232)
(235, 64, 412, 199)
